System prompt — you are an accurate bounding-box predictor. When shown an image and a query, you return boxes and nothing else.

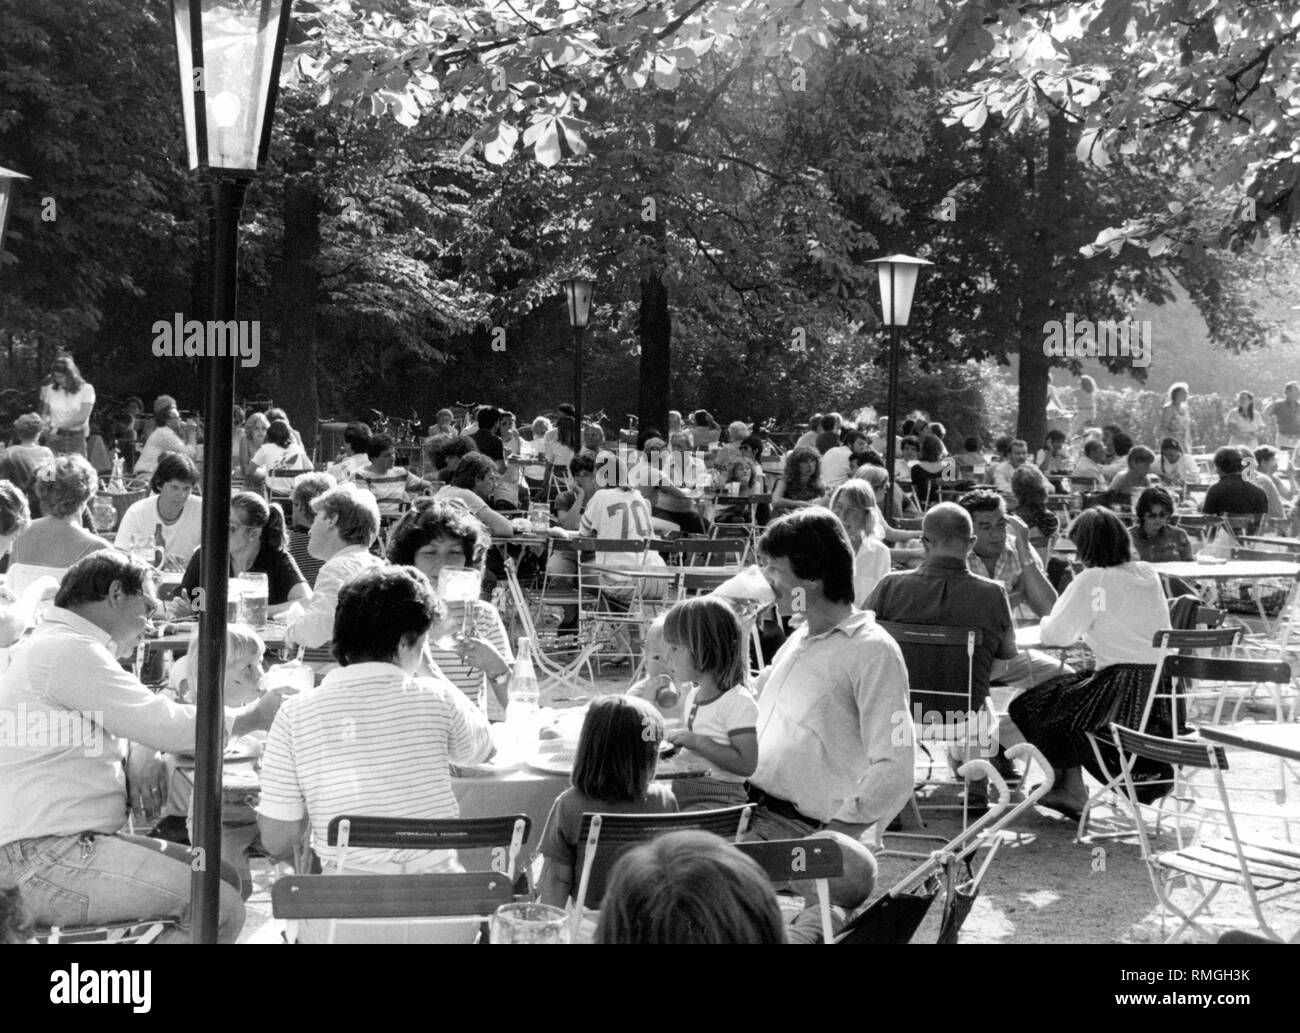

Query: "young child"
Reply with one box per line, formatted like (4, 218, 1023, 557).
(626, 615, 686, 724)
(661, 597, 759, 811)
(537, 695, 678, 908)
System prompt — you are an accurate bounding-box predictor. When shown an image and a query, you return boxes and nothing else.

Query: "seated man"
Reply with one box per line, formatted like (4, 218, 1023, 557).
(326, 421, 372, 483)
(866, 504, 1017, 803)
(1155, 437, 1199, 489)
(1202, 446, 1268, 530)
(1071, 439, 1109, 486)
(258, 566, 493, 876)
(991, 439, 1031, 493)
(746, 509, 914, 905)
(959, 490, 1067, 691)
(283, 484, 383, 653)
(0, 550, 282, 943)
(355, 433, 430, 507)
(1106, 445, 1156, 507)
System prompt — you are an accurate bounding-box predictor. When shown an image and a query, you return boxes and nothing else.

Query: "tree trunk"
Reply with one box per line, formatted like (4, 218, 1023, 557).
(277, 176, 321, 453)
(635, 108, 674, 441)
(1016, 112, 1069, 448)
(638, 272, 671, 438)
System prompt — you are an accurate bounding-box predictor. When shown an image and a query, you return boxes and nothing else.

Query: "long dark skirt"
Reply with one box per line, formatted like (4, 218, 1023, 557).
(1008, 662, 1174, 804)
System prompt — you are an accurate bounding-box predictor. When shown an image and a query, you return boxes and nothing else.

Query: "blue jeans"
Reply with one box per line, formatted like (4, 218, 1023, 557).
(0, 832, 245, 944)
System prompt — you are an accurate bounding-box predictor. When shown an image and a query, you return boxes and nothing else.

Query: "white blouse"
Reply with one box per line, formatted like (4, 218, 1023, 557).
(1038, 562, 1169, 669)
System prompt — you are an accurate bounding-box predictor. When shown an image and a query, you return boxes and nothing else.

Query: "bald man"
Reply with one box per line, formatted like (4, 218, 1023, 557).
(866, 503, 1018, 805)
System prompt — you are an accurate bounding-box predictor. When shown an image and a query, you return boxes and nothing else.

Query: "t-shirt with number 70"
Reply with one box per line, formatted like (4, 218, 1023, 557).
(579, 487, 667, 570)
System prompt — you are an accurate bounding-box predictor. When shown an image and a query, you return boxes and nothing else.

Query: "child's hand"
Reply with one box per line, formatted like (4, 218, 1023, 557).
(666, 729, 700, 750)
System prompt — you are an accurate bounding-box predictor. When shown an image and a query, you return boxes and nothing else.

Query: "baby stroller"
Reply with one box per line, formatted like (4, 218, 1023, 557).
(838, 744, 1054, 944)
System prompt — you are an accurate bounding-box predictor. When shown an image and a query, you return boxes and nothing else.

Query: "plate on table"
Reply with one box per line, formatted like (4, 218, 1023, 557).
(526, 749, 577, 776)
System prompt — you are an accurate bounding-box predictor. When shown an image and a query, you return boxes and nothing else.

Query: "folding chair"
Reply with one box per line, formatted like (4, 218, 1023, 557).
(272, 813, 530, 944)
(1110, 724, 1300, 943)
(503, 555, 600, 699)
(1077, 628, 1250, 843)
(708, 494, 771, 563)
(571, 805, 754, 939)
(271, 871, 513, 944)
(735, 837, 843, 945)
(580, 539, 674, 673)
(876, 623, 985, 840)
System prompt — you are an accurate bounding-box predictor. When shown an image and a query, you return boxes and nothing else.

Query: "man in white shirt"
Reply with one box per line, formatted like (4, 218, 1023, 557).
(748, 508, 914, 905)
(283, 483, 383, 653)
(0, 550, 283, 942)
(821, 431, 864, 490)
(793, 414, 821, 452)
(991, 439, 1032, 492)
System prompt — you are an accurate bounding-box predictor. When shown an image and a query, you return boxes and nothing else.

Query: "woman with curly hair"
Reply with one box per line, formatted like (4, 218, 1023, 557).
(387, 499, 514, 720)
(5, 455, 108, 594)
(771, 445, 825, 512)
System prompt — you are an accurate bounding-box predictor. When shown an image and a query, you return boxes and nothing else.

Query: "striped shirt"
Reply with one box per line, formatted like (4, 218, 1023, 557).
(356, 466, 423, 503)
(288, 527, 325, 588)
(423, 600, 513, 720)
(256, 661, 494, 872)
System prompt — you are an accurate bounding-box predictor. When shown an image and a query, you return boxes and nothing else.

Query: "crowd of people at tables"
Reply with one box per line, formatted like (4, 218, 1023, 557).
(2, 371, 1300, 943)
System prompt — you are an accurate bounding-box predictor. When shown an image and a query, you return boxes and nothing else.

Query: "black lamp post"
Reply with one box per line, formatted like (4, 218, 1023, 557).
(0, 166, 30, 277)
(172, 0, 294, 943)
(867, 254, 931, 512)
(562, 277, 595, 423)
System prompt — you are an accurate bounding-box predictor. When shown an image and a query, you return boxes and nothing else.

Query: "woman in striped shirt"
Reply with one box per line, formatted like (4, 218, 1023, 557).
(387, 499, 514, 721)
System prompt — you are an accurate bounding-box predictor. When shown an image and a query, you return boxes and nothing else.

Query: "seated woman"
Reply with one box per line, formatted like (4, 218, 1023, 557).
(5, 455, 108, 595)
(1005, 507, 1173, 820)
(909, 434, 947, 509)
(0, 481, 34, 647)
(1008, 464, 1059, 564)
(647, 431, 709, 535)
(1035, 429, 1072, 482)
(239, 411, 269, 480)
(251, 418, 311, 497)
(114, 452, 204, 571)
(771, 445, 825, 512)
(173, 491, 308, 618)
(1130, 487, 1194, 564)
(354, 432, 430, 506)
(829, 480, 891, 607)
(256, 566, 494, 881)
(386, 499, 514, 721)
(854, 465, 922, 538)
(714, 435, 768, 525)
(134, 402, 197, 476)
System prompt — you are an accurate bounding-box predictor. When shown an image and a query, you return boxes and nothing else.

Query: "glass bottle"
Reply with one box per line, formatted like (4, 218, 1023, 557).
(508, 636, 541, 713)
